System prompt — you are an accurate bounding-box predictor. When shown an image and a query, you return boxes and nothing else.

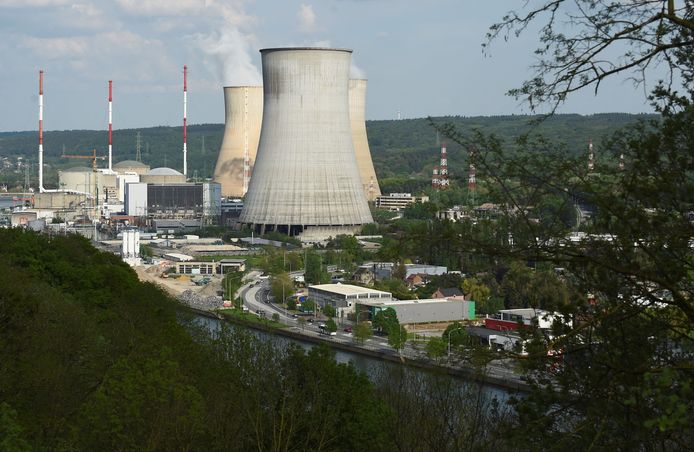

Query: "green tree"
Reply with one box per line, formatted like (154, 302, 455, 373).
(436, 7, 694, 442)
(373, 307, 399, 333)
(387, 325, 408, 351)
(325, 318, 337, 333)
(425, 337, 446, 360)
(305, 252, 330, 284)
(272, 313, 280, 323)
(0, 403, 30, 452)
(353, 322, 373, 344)
(322, 304, 336, 318)
(302, 299, 316, 314)
(286, 297, 297, 311)
(443, 322, 468, 349)
(270, 272, 293, 304)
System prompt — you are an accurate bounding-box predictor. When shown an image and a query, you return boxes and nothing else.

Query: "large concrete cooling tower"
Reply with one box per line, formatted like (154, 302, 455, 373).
(213, 86, 263, 198)
(240, 47, 373, 238)
(349, 79, 381, 201)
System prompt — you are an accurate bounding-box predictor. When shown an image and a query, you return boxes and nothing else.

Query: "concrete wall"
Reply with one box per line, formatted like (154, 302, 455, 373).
(213, 86, 264, 198)
(240, 47, 373, 234)
(349, 79, 381, 201)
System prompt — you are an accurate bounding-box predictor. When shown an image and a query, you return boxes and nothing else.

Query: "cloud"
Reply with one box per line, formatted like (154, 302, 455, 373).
(20, 35, 89, 59)
(195, 27, 262, 86)
(298, 3, 317, 33)
(0, 0, 70, 6)
(350, 61, 366, 79)
(115, 0, 206, 16)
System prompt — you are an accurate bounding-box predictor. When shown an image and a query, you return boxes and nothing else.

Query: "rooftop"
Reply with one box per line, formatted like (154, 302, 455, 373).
(147, 167, 183, 176)
(309, 283, 391, 297)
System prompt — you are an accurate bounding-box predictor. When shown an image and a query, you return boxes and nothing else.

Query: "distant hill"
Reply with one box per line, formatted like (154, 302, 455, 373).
(0, 113, 657, 190)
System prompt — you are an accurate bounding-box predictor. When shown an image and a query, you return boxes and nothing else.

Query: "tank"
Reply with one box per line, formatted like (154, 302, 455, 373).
(239, 47, 373, 237)
(349, 79, 381, 201)
(213, 86, 263, 198)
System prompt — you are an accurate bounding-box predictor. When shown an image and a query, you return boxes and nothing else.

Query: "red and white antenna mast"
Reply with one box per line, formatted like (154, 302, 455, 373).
(38, 70, 45, 193)
(108, 80, 113, 171)
(182, 65, 188, 177)
(438, 143, 449, 189)
(588, 139, 594, 172)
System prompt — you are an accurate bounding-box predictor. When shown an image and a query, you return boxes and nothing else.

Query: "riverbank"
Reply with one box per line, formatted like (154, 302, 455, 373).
(185, 305, 530, 393)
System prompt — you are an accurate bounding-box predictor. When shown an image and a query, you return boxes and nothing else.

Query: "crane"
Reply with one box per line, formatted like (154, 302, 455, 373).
(62, 149, 106, 172)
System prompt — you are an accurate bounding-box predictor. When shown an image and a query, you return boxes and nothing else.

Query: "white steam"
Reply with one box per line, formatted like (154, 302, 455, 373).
(196, 27, 261, 86)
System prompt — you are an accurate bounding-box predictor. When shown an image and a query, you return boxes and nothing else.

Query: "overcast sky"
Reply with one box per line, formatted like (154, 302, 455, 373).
(0, 0, 657, 132)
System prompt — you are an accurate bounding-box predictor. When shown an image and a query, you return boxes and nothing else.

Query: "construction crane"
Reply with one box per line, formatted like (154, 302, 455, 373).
(62, 149, 106, 172)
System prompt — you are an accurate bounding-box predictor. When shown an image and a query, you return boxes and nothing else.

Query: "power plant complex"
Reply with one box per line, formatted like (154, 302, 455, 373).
(12, 46, 381, 241)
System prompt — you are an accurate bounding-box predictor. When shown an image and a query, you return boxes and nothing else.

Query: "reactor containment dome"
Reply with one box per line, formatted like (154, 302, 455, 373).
(213, 86, 263, 198)
(239, 47, 373, 238)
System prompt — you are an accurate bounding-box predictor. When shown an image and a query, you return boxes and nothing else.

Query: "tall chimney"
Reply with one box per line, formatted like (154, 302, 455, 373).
(108, 80, 113, 171)
(183, 65, 187, 177)
(38, 70, 44, 193)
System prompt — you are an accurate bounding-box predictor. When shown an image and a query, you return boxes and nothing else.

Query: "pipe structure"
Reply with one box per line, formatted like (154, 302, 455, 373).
(108, 80, 113, 171)
(183, 65, 187, 177)
(240, 47, 372, 236)
(38, 70, 44, 193)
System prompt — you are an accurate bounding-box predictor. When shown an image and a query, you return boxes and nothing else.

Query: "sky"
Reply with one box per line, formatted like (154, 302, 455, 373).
(0, 0, 659, 132)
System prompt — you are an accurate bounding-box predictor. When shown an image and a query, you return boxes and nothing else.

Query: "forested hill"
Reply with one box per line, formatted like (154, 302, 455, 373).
(0, 113, 656, 189)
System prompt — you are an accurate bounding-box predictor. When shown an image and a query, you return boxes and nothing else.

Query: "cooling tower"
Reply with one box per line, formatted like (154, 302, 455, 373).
(213, 86, 263, 198)
(349, 79, 381, 201)
(240, 47, 373, 237)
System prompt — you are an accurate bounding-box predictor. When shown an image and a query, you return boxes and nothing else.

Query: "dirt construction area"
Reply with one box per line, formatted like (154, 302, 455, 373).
(134, 265, 223, 299)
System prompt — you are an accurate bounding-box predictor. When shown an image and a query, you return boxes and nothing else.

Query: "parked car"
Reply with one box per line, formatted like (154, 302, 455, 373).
(344, 326, 352, 333)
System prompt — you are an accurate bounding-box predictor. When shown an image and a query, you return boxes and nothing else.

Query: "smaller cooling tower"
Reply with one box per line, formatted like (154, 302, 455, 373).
(213, 86, 263, 198)
(349, 79, 381, 201)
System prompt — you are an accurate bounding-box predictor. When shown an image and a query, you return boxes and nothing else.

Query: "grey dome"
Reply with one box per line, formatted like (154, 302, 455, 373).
(147, 167, 183, 176)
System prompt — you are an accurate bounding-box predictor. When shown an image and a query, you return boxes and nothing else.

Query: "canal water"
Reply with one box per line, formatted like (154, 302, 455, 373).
(190, 312, 513, 401)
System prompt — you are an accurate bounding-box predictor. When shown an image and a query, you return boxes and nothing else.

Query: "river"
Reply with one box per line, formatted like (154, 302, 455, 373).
(190, 312, 514, 401)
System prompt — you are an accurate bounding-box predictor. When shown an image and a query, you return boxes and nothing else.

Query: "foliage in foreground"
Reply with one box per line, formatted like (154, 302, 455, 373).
(0, 229, 508, 451)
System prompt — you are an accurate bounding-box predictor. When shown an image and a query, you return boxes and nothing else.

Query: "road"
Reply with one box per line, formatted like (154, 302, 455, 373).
(235, 275, 525, 387)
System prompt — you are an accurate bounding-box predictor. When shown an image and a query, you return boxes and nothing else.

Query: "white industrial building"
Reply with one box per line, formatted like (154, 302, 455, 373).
(375, 193, 430, 211)
(308, 283, 392, 317)
(358, 298, 476, 327)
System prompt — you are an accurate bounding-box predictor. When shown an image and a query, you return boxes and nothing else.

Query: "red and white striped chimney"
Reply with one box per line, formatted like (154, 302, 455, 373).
(108, 80, 113, 171)
(182, 65, 187, 177)
(38, 70, 45, 193)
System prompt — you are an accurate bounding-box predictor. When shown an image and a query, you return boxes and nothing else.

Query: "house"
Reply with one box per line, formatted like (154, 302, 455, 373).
(432, 287, 464, 299)
(352, 267, 375, 285)
(405, 273, 427, 288)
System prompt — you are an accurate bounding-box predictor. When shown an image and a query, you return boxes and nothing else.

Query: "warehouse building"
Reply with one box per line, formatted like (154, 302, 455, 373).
(308, 283, 392, 317)
(358, 298, 476, 327)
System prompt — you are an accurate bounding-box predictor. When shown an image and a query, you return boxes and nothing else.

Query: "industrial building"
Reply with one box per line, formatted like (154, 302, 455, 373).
(124, 181, 221, 224)
(213, 86, 264, 198)
(349, 79, 381, 201)
(308, 283, 392, 317)
(174, 259, 246, 275)
(358, 298, 476, 326)
(240, 47, 373, 239)
(375, 193, 430, 211)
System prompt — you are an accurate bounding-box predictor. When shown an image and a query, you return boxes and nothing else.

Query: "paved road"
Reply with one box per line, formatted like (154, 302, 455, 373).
(237, 275, 526, 386)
